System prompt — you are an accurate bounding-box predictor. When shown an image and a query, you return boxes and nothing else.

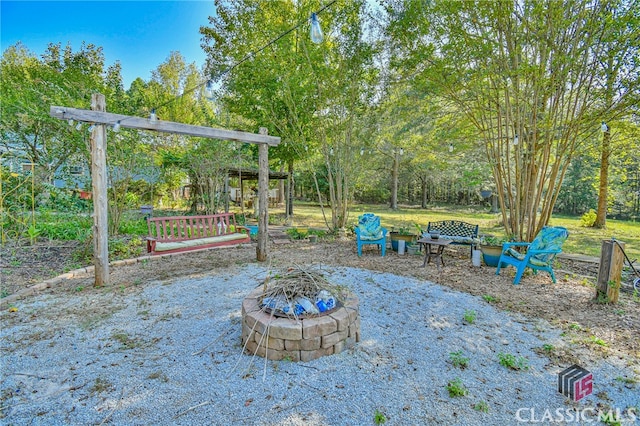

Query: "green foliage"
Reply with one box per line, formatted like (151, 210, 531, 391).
(599, 412, 622, 426)
(118, 218, 148, 235)
(446, 378, 468, 397)
(473, 401, 489, 413)
(449, 350, 469, 369)
(109, 236, 144, 260)
(463, 310, 477, 324)
(0, 168, 38, 211)
(27, 224, 41, 245)
(482, 294, 499, 303)
(307, 229, 327, 238)
(37, 211, 92, 241)
(497, 353, 529, 371)
(595, 291, 611, 304)
(285, 228, 308, 240)
(580, 209, 597, 227)
(373, 409, 387, 425)
(588, 336, 607, 347)
(480, 235, 506, 246)
(555, 155, 598, 215)
(386, 0, 639, 241)
(1, 42, 110, 185)
(45, 187, 91, 213)
(392, 226, 414, 236)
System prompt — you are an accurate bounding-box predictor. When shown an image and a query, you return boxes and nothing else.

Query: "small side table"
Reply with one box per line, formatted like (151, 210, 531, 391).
(417, 237, 452, 270)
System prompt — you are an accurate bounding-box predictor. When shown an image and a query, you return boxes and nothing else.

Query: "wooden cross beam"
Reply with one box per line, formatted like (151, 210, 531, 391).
(50, 106, 281, 146)
(50, 96, 279, 286)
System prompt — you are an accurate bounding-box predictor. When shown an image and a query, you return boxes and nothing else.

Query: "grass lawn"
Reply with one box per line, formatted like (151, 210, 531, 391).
(259, 201, 640, 260)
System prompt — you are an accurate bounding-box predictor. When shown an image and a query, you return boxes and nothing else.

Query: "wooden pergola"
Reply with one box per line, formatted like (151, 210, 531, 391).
(50, 93, 280, 287)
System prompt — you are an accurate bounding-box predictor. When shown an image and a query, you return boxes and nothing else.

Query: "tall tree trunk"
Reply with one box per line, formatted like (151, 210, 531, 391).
(286, 160, 294, 217)
(594, 126, 610, 228)
(420, 175, 428, 208)
(390, 151, 399, 209)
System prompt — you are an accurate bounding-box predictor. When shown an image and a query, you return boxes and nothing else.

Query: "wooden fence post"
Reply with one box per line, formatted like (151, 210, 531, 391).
(90, 93, 109, 287)
(596, 239, 625, 303)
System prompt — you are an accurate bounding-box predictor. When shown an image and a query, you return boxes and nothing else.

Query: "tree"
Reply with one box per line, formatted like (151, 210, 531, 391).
(591, 2, 640, 228)
(1, 42, 110, 182)
(202, 0, 380, 231)
(387, 0, 640, 241)
(125, 52, 227, 215)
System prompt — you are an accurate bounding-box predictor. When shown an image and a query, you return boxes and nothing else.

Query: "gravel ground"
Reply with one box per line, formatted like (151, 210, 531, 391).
(1, 264, 638, 425)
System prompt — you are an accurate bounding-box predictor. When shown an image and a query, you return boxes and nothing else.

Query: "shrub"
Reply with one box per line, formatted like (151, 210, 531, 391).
(38, 211, 92, 240)
(38, 184, 90, 213)
(580, 209, 597, 227)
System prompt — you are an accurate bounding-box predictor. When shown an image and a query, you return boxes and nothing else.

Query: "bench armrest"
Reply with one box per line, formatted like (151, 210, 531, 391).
(146, 237, 157, 253)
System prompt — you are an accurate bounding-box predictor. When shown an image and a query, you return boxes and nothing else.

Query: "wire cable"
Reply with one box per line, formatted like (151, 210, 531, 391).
(145, 0, 338, 121)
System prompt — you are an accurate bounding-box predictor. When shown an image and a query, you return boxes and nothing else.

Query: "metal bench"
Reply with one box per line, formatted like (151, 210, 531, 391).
(424, 220, 480, 257)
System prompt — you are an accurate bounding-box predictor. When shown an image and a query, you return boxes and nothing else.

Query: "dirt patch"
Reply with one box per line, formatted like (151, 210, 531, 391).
(2, 240, 639, 361)
(0, 241, 83, 296)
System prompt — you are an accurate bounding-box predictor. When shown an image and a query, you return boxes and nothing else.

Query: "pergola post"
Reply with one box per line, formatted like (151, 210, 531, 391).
(90, 94, 109, 286)
(256, 128, 269, 261)
(50, 102, 280, 267)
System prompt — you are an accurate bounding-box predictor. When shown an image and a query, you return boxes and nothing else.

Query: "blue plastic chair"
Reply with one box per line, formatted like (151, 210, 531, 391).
(355, 213, 387, 257)
(495, 226, 569, 285)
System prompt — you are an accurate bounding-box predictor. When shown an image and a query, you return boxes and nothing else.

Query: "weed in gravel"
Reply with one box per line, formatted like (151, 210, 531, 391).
(580, 278, 595, 287)
(568, 323, 582, 331)
(90, 377, 114, 395)
(79, 308, 122, 330)
(596, 292, 611, 304)
(449, 350, 469, 369)
(497, 352, 529, 371)
(446, 378, 468, 397)
(588, 335, 608, 347)
(599, 412, 623, 426)
(614, 376, 638, 385)
(111, 332, 142, 349)
(373, 409, 387, 424)
(542, 344, 555, 352)
(482, 294, 499, 303)
(473, 401, 489, 413)
(463, 310, 477, 324)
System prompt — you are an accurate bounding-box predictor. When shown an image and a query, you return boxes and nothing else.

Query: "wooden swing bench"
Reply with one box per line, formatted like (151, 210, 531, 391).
(146, 213, 251, 255)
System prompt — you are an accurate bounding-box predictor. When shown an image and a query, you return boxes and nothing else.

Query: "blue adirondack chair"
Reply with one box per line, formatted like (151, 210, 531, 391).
(495, 226, 569, 285)
(355, 213, 387, 257)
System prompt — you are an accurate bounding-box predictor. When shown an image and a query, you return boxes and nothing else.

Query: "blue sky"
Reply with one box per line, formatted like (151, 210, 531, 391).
(1, 1, 214, 87)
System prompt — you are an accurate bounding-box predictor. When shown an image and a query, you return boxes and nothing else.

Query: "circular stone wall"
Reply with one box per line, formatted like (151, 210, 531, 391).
(241, 287, 360, 362)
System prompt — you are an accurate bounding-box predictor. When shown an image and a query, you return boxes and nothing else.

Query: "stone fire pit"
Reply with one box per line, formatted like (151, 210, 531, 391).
(241, 267, 360, 362)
